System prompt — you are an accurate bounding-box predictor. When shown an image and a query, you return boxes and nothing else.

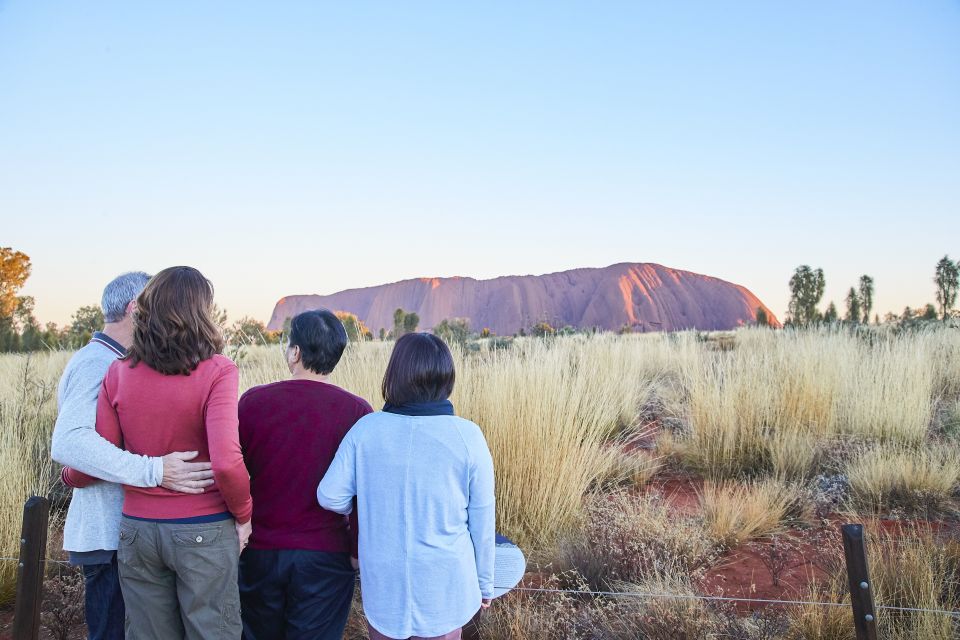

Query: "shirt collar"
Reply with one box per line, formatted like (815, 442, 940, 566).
(90, 331, 127, 358)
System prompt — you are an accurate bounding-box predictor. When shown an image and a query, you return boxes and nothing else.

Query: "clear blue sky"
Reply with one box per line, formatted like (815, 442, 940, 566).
(2, 1, 958, 325)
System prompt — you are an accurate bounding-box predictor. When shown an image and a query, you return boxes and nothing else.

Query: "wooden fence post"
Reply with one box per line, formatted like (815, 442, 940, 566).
(12, 496, 50, 640)
(842, 523, 880, 640)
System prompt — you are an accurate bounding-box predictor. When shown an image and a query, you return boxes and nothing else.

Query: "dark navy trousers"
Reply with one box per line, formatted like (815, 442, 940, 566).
(81, 555, 125, 640)
(239, 548, 355, 640)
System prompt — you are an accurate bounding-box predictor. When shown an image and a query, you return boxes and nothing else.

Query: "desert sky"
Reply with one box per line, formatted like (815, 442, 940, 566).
(1, 2, 958, 325)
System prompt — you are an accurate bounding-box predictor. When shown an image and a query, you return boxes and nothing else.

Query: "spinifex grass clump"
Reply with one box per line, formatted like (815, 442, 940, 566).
(846, 446, 960, 515)
(700, 479, 809, 548)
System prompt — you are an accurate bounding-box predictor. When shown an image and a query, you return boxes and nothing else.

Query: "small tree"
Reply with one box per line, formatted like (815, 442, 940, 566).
(754, 307, 770, 327)
(935, 255, 959, 320)
(434, 317, 471, 347)
(787, 265, 826, 327)
(393, 308, 405, 338)
(336, 311, 372, 342)
(0, 247, 31, 319)
(858, 275, 874, 324)
(922, 303, 938, 321)
(68, 305, 104, 346)
(530, 321, 556, 338)
(823, 302, 839, 323)
(229, 316, 280, 345)
(844, 288, 861, 324)
(393, 308, 420, 338)
(403, 311, 420, 334)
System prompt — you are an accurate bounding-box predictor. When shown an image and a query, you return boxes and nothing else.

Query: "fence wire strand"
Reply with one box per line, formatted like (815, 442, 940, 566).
(0, 553, 957, 617)
(498, 585, 960, 618)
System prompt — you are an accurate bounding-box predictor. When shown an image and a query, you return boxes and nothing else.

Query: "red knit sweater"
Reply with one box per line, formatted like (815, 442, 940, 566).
(63, 354, 253, 524)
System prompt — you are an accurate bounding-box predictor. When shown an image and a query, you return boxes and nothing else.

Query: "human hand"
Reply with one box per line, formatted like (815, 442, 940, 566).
(480, 599, 492, 610)
(160, 451, 214, 494)
(236, 520, 252, 554)
(350, 556, 359, 571)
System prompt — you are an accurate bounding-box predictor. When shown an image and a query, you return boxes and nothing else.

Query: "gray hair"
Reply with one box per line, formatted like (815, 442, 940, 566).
(101, 272, 151, 323)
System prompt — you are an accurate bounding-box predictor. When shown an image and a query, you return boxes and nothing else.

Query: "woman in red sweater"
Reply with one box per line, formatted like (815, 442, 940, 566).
(64, 266, 252, 639)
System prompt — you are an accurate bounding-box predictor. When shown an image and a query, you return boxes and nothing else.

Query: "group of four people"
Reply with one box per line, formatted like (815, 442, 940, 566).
(52, 266, 496, 640)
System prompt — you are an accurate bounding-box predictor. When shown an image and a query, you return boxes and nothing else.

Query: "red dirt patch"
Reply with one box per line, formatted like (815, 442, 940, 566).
(699, 528, 834, 613)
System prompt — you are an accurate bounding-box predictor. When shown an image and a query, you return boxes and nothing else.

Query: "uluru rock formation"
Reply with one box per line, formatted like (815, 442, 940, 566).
(267, 263, 780, 335)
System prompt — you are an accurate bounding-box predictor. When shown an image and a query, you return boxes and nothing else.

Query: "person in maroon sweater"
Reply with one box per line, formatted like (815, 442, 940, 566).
(238, 309, 372, 640)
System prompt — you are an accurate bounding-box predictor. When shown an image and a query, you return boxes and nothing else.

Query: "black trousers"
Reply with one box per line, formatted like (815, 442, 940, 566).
(239, 548, 356, 640)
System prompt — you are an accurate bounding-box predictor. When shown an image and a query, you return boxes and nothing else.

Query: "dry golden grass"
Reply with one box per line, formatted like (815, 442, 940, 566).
(0, 350, 71, 603)
(867, 524, 960, 640)
(672, 327, 949, 480)
(240, 336, 670, 548)
(784, 583, 855, 640)
(3, 325, 960, 616)
(846, 446, 960, 514)
(784, 523, 960, 640)
(699, 479, 806, 548)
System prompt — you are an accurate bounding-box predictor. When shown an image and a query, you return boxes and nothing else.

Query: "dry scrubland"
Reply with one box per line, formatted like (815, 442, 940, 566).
(3, 328, 960, 638)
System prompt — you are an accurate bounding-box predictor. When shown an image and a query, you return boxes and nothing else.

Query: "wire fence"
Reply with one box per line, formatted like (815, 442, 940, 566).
(498, 585, 960, 618)
(4, 555, 956, 619)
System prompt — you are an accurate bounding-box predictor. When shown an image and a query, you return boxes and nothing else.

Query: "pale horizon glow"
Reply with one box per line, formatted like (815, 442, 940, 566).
(2, 2, 958, 326)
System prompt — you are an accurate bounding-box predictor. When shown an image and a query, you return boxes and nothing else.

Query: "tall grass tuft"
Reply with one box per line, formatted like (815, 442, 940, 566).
(0, 351, 70, 602)
(700, 479, 807, 548)
(846, 446, 960, 515)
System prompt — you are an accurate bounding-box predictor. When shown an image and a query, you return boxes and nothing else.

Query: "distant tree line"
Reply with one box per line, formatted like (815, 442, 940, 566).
(5, 244, 958, 354)
(784, 254, 959, 329)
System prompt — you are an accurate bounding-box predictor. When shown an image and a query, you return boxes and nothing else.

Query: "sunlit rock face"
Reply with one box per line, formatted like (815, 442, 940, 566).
(267, 263, 780, 335)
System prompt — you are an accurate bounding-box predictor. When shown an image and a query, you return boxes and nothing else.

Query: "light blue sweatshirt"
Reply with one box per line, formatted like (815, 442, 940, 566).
(317, 411, 496, 639)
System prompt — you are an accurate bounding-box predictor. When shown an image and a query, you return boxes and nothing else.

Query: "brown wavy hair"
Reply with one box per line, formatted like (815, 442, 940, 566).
(127, 266, 225, 375)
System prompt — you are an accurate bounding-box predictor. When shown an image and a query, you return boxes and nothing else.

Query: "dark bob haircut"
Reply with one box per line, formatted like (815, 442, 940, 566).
(382, 333, 456, 405)
(288, 309, 348, 375)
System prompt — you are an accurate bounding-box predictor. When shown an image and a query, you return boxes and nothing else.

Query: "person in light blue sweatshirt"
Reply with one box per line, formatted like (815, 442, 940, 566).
(318, 333, 495, 640)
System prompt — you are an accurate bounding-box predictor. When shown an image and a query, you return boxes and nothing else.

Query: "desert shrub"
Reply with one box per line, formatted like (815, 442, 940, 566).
(41, 566, 85, 640)
(700, 479, 810, 548)
(556, 491, 718, 591)
(586, 578, 788, 640)
(589, 577, 722, 640)
(846, 446, 960, 515)
(474, 574, 587, 640)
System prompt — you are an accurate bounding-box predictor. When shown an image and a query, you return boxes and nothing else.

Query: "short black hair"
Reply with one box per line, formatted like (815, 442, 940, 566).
(288, 309, 348, 375)
(382, 333, 456, 405)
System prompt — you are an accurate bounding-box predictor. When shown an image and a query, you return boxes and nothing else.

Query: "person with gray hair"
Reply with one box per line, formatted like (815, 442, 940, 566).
(51, 271, 218, 640)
